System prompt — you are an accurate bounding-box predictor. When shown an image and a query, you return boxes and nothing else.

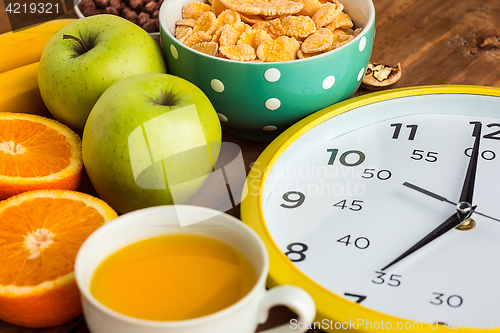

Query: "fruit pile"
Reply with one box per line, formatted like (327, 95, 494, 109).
(0, 14, 222, 328)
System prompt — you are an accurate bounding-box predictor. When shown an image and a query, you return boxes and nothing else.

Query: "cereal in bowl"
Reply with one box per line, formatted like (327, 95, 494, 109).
(173, 0, 362, 61)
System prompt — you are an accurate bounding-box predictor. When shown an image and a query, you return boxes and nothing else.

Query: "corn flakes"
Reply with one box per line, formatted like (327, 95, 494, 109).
(176, 18, 198, 27)
(237, 29, 273, 49)
(220, 44, 257, 61)
(210, 0, 228, 16)
(282, 15, 316, 38)
(192, 41, 219, 56)
(183, 31, 212, 47)
(182, 1, 212, 20)
(324, 11, 353, 31)
(211, 27, 224, 43)
(353, 27, 363, 37)
(174, 0, 360, 62)
(175, 25, 193, 40)
(297, 49, 322, 58)
(312, 2, 343, 28)
(193, 11, 218, 34)
(296, 0, 321, 16)
(256, 35, 300, 61)
(301, 28, 333, 53)
(252, 18, 285, 39)
(239, 12, 265, 24)
(217, 9, 241, 25)
(219, 0, 303, 16)
(219, 21, 252, 46)
(328, 28, 353, 49)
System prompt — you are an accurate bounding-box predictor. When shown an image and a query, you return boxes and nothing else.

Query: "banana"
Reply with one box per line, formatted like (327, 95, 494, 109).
(0, 62, 52, 118)
(0, 19, 76, 73)
(0, 19, 75, 44)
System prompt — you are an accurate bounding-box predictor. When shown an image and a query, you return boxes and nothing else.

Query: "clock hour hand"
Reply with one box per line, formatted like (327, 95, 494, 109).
(402, 182, 500, 222)
(382, 123, 482, 271)
(403, 182, 454, 205)
(381, 205, 476, 271)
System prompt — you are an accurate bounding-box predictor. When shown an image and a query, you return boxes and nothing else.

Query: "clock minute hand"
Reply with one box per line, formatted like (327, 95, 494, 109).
(382, 124, 481, 271)
(459, 122, 481, 205)
(381, 206, 476, 271)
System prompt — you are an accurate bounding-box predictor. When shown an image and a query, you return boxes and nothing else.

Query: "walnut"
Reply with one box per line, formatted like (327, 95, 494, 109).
(361, 63, 402, 91)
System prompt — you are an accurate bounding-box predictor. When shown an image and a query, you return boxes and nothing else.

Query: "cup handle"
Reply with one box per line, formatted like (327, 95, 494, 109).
(257, 285, 316, 333)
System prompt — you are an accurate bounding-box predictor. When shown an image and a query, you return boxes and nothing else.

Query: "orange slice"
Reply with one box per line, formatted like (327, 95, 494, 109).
(0, 189, 118, 328)
(0, 112, 83, 200)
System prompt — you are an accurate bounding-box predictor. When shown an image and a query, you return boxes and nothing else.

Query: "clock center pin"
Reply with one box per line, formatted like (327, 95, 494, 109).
(455, 202, 476, 231)
(456, 218, 476, 231)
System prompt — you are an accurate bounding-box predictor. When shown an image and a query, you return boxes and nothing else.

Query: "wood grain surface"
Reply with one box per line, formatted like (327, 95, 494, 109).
(0, 0, 499, 332)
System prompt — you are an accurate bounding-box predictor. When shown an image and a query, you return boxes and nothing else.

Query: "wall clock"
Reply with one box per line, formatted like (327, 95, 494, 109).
(241, 85, 500, 332)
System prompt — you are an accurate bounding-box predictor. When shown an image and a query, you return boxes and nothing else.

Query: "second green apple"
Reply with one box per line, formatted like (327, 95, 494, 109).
(82, 73, 222, 214)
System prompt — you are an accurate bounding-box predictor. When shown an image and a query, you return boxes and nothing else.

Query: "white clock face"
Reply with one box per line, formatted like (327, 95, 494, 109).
(262, 94, 500, 328)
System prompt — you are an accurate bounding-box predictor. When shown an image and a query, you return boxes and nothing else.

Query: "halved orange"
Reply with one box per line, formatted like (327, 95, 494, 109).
(0, 112, 83, 200)
(0, 189, 118, 328)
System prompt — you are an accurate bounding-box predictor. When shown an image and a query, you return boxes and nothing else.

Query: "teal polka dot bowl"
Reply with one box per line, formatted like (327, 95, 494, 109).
(159, 0, 375, 142)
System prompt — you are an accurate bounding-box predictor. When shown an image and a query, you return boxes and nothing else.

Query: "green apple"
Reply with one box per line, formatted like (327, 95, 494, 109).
(82, 73, 222, 214)
(38, 14, 167, 134)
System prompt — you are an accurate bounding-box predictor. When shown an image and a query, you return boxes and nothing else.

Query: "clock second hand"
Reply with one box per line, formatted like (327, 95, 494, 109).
(402, 182, 500, 223)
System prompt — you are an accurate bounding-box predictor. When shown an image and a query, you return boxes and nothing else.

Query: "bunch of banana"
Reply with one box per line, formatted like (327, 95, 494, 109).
(0, 18, 75, 73)
(0, 19, 75, 116)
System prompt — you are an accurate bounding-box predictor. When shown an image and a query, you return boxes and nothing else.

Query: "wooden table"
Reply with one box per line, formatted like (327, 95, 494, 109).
(0, 0, 499, 332)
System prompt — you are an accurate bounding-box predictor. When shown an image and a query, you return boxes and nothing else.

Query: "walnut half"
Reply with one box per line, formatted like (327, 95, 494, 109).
(361, 62, 402, 91)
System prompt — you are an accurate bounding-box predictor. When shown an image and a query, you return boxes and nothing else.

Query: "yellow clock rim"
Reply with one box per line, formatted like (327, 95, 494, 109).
(240, 85, 500, 332)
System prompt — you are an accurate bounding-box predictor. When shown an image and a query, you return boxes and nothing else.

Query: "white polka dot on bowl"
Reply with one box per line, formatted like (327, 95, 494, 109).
(265, 98, 281, 111)
(170, 45, 178, 59)
(359, 36, 367, 52)
(263, 126, 277, 131)
(357, 67, 365, 81)
(264, 68, 281, 82)
(322, 76, 335, 89)
(217, 113, 228, 122)
(211, 79, 225, 93)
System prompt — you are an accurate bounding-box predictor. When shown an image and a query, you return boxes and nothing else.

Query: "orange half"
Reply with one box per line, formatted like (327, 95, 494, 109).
(0, 189, 118, 328)
(0, 113, 83, 200)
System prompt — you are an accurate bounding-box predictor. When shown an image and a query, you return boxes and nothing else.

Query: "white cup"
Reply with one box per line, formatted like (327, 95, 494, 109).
(75, 205, 316, 333)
